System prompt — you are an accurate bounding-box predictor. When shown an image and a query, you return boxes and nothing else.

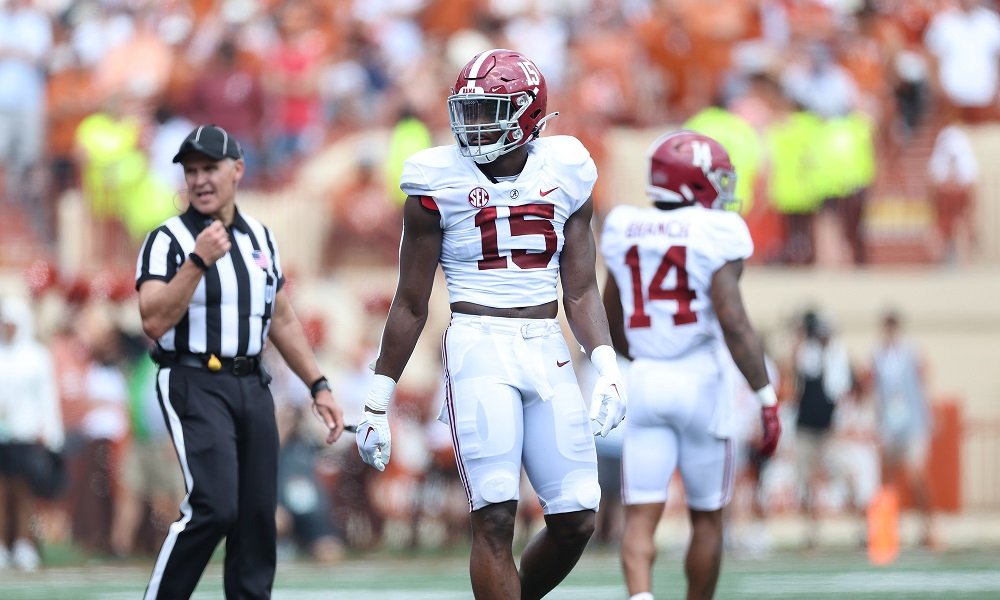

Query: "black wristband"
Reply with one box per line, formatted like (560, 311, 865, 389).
(188, 252, 210, 272)
(309, 376, 331, 399)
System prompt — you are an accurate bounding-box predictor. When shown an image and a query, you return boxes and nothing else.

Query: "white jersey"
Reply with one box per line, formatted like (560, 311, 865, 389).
(600, 204, 753, 360)
(400, 135, 597, 308)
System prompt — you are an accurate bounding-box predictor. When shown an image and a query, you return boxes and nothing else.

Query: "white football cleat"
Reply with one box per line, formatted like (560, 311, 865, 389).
(12, 539, 39, 572)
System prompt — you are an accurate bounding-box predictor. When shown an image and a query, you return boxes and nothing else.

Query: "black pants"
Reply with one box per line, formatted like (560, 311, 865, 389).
(145, 365, 278, 600)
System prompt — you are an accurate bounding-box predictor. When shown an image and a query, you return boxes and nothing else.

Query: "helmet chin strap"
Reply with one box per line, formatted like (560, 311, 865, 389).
(531, 111, 559, 139)
(679, 184, 695, 202)
(468, 110, 560, 164)
(472, 147, 503, 164)
(647, 186, 692, 205)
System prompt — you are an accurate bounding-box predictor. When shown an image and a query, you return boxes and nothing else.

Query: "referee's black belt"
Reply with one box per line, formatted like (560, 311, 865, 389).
(153, 350, 261, 376)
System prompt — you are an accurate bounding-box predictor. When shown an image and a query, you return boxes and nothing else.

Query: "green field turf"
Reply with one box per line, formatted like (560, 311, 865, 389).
(2, 546, 998, 599)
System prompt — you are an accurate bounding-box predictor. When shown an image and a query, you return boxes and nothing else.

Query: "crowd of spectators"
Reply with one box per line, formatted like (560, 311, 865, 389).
(0, 0, 980, 569)
(724, 307, 939, 556)
(0, 255, 944, 567)
(0, 0, 996, 268)
(0, 262, 476, 565)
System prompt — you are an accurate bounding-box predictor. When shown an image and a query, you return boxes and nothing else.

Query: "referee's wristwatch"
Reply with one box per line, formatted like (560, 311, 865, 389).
(188, 252, 210, 272)
(310, 376, 332, 400)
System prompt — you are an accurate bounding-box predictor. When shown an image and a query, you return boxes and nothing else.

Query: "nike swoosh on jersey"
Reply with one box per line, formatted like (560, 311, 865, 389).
(540, 187, 559, 196)
(557, 359, 570, 367)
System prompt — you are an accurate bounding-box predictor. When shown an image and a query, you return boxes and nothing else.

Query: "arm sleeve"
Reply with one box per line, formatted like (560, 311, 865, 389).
(134, 227, 180, 290)
(701, 212, 754, 273)
(555, 137, 598, 214)
(400, 157, 431, 197)
(573, 155, 598, 214)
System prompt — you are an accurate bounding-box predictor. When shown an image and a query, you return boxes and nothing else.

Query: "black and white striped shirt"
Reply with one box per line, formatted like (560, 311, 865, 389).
(135, 206, 284, 357)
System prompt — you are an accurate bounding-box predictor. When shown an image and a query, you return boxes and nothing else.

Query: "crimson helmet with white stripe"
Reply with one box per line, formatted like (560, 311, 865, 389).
(647, 130, 737, 210)
(448, 49, 558, 164)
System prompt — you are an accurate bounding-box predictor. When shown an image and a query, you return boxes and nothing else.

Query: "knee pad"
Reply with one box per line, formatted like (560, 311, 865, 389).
(550, 470, 600, 512)
(573, 479, 602, 511)
(479, 471, 519, 505)
(534, 463, 602, 514)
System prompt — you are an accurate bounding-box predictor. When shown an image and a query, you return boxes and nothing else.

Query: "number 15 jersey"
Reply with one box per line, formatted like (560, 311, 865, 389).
(400, 135, 597, 308)
(600, 204, 753, 360)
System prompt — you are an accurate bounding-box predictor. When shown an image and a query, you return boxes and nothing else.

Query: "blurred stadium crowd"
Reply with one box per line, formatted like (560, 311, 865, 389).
(0, 0, 993, 264)
(0, 267, 944, 568)
(0, 0, 996, 571)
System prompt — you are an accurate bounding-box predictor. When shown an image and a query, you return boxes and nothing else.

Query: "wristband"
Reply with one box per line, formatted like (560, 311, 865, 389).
(590, 345, 619, 377)
(309, 376, 331, 399)
(188, 252, 210, 272)
(366, 373, 396, 412)
(755, 384, 778, 408)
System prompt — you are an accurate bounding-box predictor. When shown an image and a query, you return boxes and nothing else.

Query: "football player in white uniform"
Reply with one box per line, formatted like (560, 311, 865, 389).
(354, 49, 627, 600)
(600, 131, 781, 600)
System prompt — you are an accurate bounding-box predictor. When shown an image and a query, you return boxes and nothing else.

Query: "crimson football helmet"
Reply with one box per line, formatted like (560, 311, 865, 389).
(448, 49, 558, 164)
(646, 130, 737, 210)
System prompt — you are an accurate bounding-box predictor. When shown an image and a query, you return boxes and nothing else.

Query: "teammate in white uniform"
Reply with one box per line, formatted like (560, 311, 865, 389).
(354, 49, 627, 600)
(600, 131, 781, 600)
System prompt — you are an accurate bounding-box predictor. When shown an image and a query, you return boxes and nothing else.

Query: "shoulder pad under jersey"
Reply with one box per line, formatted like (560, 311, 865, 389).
(697, 209, 754, 264)
(400, 145, 469, 196)
(532, 135, 598, 207)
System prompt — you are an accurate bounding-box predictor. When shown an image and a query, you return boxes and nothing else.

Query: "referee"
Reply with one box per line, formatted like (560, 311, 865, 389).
(135, 124, 344, 599)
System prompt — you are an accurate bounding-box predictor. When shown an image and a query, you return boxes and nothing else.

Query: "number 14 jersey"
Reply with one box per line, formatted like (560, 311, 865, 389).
(600, 204, 753, 360)
(400, 135, 597, 308)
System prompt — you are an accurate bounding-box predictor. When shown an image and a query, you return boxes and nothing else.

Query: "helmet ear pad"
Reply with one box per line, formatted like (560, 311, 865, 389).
(646, 130, 736, 209)
(448, 49, 557, 163)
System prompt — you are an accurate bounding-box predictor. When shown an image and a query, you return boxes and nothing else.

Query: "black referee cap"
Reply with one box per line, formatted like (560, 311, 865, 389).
(173, 125, 243, 163)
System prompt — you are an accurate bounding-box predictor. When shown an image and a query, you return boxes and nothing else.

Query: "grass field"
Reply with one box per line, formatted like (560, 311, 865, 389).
(2, 545, 999, 599)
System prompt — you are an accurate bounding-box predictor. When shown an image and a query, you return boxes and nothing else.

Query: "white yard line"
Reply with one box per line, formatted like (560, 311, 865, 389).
(6, 564, 1000, 599)
(734, 571, 1000, 595)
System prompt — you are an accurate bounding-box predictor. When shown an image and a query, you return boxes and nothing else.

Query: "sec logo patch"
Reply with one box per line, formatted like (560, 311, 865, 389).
(468, 187, 490, 208)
